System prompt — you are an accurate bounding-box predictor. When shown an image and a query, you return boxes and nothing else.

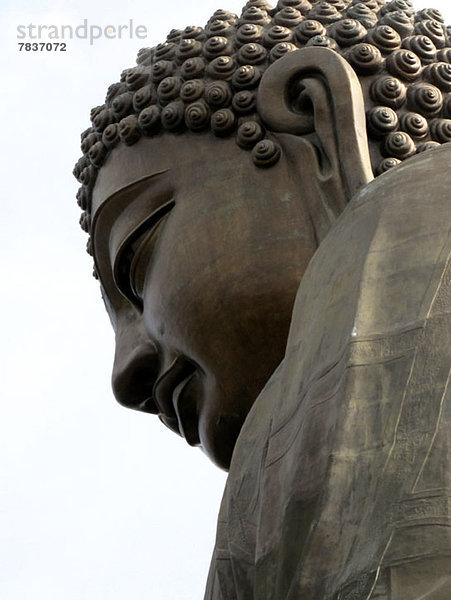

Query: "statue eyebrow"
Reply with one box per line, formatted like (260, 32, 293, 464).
(102, 168, 171, 205)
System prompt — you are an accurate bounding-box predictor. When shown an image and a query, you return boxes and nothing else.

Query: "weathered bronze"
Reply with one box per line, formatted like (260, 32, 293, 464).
(75, 0, 451, 597)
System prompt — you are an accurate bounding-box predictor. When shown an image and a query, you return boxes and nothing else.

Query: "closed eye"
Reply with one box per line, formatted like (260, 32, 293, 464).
(114, 199, 175, 307)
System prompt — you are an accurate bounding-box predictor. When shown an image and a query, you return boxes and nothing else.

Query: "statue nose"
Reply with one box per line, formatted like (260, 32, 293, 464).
(111, 341, 160, 414)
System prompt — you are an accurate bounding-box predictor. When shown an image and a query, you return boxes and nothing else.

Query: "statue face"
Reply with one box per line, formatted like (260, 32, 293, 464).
(92, 133, 317, 469)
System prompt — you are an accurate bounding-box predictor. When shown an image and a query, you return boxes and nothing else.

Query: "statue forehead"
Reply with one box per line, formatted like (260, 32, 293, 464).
(92, 137, 171, 215)
(91, 131, 292, 284)
(91, 133, 246, 218)
(90, 128, 303, 320)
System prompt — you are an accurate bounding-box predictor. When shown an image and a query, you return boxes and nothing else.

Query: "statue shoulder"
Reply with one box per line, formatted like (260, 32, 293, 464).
(351, 143, 451, 214)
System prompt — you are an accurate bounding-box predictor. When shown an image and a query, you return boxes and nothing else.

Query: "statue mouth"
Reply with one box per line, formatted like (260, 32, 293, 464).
(153, 356, 200, 446)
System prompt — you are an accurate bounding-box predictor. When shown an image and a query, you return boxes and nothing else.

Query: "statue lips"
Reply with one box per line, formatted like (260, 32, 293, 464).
(153, 356, 200, 445)
(173, 372, 200, 446)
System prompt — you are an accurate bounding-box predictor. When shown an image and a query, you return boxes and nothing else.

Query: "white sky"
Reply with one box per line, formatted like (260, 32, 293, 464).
(1, 1, 450, 598)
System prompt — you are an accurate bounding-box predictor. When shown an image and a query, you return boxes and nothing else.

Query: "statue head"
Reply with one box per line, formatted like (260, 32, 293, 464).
(75, 0, 451, 469)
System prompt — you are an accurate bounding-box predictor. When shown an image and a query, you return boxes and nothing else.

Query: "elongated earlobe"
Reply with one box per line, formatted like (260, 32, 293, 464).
(257, 47, 374, 212)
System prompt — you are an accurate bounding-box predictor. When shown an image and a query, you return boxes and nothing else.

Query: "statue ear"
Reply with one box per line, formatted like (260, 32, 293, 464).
(257, 46, 373, 221)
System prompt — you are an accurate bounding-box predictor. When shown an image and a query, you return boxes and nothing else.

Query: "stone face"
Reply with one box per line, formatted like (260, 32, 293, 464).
(91, 133, 320, 469)
(77, 1, 451, 598)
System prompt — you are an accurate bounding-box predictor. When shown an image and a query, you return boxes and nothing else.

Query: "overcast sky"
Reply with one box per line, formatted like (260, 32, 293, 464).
(1, 1, 451, 598)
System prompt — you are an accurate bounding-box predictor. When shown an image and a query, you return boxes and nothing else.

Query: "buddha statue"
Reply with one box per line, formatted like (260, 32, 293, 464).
(74, 1, 451, 597)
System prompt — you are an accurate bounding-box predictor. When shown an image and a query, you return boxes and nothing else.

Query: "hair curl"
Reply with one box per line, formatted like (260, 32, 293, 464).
(75, 0, 451, 252)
